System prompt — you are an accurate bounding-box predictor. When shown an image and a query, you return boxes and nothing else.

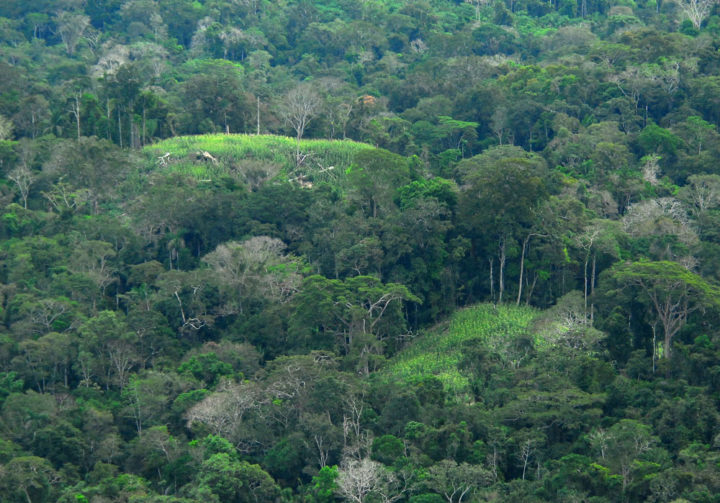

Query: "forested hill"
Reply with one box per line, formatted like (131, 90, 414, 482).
(2, 0, 720, 501)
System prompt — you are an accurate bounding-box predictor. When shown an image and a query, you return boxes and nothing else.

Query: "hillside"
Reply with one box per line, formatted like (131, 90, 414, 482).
(2, 0, 720, 502)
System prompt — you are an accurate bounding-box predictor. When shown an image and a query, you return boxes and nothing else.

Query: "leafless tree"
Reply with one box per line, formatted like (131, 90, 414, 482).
(0, 114, 13, 140)
(278, 84, 322, 166)
(29, 299, 76, 335)
(202, 236, 303, 315)
(680, 174, 720, 216)
(337, 458, 404, 503)
(106, 339, 138, 390)
(69, 240, 118, 297)
(678, 0, 716, 28)
(8, 164, 35, 209)
(623, 197, 697, 261)
(186, 380, 264, 447)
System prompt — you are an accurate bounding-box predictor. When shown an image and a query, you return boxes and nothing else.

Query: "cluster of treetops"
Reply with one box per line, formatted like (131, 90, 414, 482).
(2, 0, 720, 501)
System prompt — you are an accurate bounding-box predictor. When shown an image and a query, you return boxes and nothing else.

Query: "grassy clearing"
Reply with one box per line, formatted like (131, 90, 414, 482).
(382, 303, 538, 396)
(143, 134, 374, 183)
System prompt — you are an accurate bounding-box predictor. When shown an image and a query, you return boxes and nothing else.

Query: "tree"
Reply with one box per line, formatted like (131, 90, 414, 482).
(190, 453, 281, 503)
(336, 458, 404, 503)
(1, 391, 56, 447)
(202, 236, 303, 316)
(43, 137, 129, 214)
(425, 460, 493, 503)
(79, 311, 140, 389)
(186, 380, 264, 449)
(589, 419, 663, 493)
(7, 164, 35, 209)
(608, 261, 720, 360)
(678, 0, 716, 29)
(346, 149, 411, 219)
(0, 456, 59, 503)
(680, 174, 720, 217)
(69, 240, 117, 299)
(14, 332, 74, 392)
(278, 83, 322, 166)
(290, 275, 421, 372)
(622, 198, 697, 262)
(181, 61, 249, 135)
(307, 465, 339, 503)
(0, 114, 13, 140)
(574, 220, 624, 320)
(123, 371, 189, 434)
(457, 147, 549, 303)
(54, 11, 90, 56)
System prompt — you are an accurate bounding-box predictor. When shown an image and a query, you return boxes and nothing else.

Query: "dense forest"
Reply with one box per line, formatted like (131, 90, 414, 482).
(2, 0, 720, 501)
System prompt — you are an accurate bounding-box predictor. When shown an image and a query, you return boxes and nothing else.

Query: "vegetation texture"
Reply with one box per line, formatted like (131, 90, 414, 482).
(2, 0, 720, 502)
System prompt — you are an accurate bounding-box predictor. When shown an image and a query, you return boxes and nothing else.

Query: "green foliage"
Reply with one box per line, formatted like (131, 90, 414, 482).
(191, 453, 280, 503)
(381, 304, 537, 396)
(178, 353, 234, 387)
(3, 0, 720, 501)
(306, 465, 339, 503)
(371, 434, 405, 465)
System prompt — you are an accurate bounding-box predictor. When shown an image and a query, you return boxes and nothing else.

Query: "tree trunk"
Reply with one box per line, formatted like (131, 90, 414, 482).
(106, 99, 112, 140)
(117, 107, 123, 148)
(71, 94, 81, 139)
(583, 255, 589, 318)
(498, 237, 506, 304)
(590, 254, 596, 322)
(517, 234, 531, 306)
(526, 272, 538, 306)
(489, 258, 494, 302)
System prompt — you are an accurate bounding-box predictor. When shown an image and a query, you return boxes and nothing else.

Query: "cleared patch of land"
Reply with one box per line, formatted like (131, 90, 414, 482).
(143, 134, 375, 184)
(382, 303, 538, 395)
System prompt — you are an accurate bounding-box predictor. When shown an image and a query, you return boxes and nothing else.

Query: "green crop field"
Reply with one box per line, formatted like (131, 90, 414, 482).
(381, 303, 538, 397)
(143, 134, 374, 184)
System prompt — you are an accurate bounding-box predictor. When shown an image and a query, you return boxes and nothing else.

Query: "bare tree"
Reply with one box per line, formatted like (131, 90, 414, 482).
(278, 83, 322, 166)
(337, 458, 404, 503)
(0, 114, 13, 140)
(202, 236, 303, 315)
(69, 240, 118, 297)
(186, 380, 264, 448)
(678, 0, 716, 28)
(106, 339, 138, 390)
(680, 174, 720, 216)
(623, 197, 697, 262)
(8, 164, 35, 209)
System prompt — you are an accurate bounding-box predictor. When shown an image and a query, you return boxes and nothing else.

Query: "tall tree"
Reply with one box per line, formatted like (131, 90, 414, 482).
(278, 83, 322, 167)
(458, 147, 550, 303)
(608, 261, 720, 361)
